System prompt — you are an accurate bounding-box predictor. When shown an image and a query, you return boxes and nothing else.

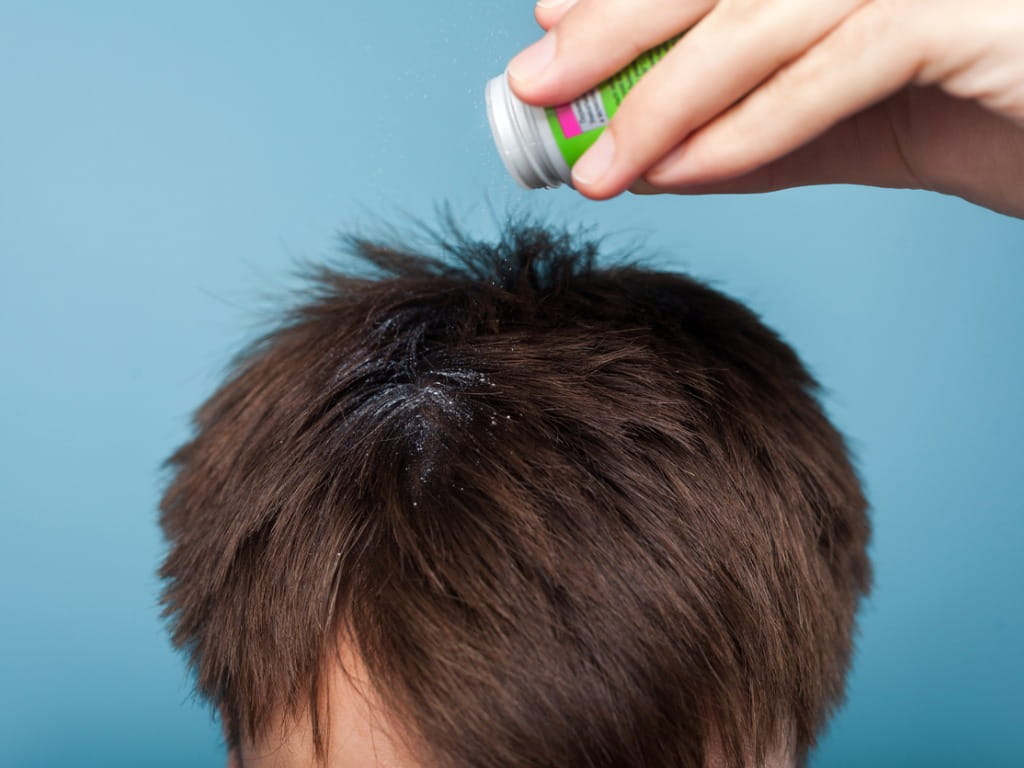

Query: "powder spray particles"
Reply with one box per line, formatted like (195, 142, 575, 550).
(485, 35, 680, 189)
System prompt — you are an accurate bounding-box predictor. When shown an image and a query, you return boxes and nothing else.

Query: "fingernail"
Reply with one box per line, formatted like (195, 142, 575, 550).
(508, 33, 557, 87)
(572, 131, 616, 187)
(536, 0, 570, 7)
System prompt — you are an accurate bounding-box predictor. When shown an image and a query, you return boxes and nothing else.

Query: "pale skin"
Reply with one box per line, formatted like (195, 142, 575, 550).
(228, 642, 424, 768)
(506, 0, 1024, 218)
(228, 642, 794, 767)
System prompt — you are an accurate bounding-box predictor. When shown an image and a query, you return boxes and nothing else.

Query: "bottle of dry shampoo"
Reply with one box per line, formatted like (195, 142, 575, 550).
(486, 37, 678, 189)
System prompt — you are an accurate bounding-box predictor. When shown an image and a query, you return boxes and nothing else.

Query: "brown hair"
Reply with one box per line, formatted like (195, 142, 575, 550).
(158, 218, 871, 768)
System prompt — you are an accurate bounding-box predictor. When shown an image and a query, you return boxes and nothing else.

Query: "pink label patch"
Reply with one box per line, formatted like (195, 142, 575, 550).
(555, 104, 582, 138)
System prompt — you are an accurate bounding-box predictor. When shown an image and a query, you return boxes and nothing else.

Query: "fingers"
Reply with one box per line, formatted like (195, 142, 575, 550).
(630, 144, 845, 196)
(534, 0, 580, 31)
(643, 2, 923, 189)
(630, 156, 820, 195)
(509, 0, 714, 106)
(571, 0, 868, 199)
(630, 97, 926, 195)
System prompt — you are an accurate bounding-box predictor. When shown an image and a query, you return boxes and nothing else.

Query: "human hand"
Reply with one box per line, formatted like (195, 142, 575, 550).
(508, 0, 1024, 218)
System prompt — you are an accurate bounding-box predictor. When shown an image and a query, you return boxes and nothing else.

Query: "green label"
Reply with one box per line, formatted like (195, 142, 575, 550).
(545, 36, 680, 168)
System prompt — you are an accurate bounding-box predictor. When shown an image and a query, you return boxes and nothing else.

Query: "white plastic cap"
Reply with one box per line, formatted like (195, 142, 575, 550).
(485, 72, 571, 190)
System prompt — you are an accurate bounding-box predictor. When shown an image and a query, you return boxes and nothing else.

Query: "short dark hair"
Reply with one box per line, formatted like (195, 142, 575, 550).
(158, 218, 871, 768)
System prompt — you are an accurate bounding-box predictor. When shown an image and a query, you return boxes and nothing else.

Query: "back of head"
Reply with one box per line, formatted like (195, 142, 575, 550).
(158, 219, 871, 768)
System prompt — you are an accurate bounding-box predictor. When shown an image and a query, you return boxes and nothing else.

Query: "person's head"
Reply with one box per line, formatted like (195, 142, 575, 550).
(158, 219, 871, 768)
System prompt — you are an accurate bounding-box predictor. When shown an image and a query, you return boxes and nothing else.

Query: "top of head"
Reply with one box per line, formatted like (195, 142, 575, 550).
(158, 216, 871, 768)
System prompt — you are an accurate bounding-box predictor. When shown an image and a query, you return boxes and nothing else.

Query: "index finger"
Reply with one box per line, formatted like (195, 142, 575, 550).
(508, 0, 715, 106)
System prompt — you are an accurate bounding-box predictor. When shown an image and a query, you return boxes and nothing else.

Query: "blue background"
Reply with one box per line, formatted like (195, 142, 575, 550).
(2, 2, 1022, 766)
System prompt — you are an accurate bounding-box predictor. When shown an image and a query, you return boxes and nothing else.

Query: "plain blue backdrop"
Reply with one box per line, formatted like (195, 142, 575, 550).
(2, 2, 1022, 766)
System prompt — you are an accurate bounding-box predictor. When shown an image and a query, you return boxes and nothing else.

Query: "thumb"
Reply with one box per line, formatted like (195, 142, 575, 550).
(534, 0, 581, 31)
